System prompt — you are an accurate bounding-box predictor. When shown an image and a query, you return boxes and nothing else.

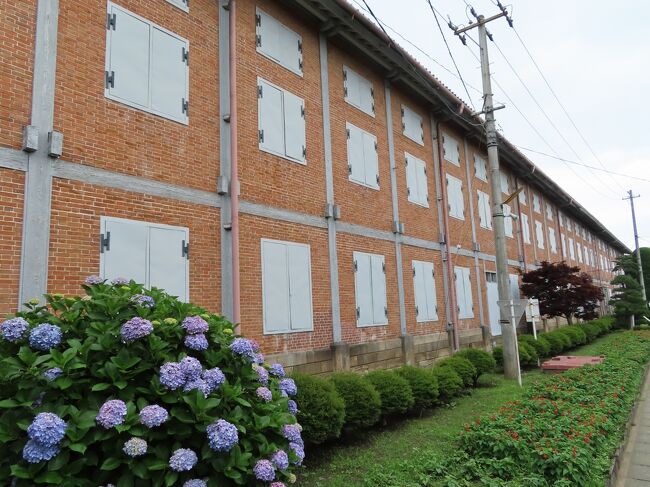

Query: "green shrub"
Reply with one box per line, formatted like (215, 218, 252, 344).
(492, 346, 503, 367)
(579, 323, 600, 342)
(436, 357, 476, 388)
(549, 329, 572, 351)
(431, 366, 463, 402)
(395, 366, 439, 412)
(517, 340, 538, 366)
(562, 326, 587, 345)
(329, 372, 381, 432)
(542, 332, 564, 355)
(0, 279, 300, 486)
(518, 334, 550, 358)
(292, 373, 345, 444)
(535, 335, 552, 356)
(455, 348, 496, 385)
(364, 370, 414, 417)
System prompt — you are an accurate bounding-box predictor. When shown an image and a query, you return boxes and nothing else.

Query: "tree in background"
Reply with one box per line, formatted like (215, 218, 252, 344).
(611, 254, 648, 327)
(640, 247, 650, 300)
(520, 261, 603, 325)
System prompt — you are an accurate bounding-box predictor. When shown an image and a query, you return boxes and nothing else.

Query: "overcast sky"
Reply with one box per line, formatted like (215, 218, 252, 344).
(354, 0, 649, 251)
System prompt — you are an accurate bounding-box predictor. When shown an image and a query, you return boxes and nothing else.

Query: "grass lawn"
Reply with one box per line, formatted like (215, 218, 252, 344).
(296, 335, 614, 487)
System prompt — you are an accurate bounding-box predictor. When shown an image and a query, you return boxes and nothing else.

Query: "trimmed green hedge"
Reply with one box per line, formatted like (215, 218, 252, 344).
(455, 349, 496, 386)
(395, 366, 439, 412)
(364, 370, 414, 417)
(293, 373, 345, 444)
(431, 366, 463, 402)
(329, 373, 381, 433)
(436, 357, 476, 388)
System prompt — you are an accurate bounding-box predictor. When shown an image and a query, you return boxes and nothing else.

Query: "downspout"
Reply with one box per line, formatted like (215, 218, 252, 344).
(435, 122, 460, 351)
(229, 0, 240, 330)
(515, 176, 527, 271)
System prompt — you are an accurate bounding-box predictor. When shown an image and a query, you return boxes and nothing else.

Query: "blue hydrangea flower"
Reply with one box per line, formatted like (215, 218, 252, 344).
(270, 483, 287, 487)
(180, 356, 202, 380)
(290, 441, 305, 465)
(184, 378, 210, 397)
(28, 323, 62, 351)
(131, 294, 155, 308)
(256, 386, 272, 402)
(282, 424, 302, 443)
(253, 459, 275, 482)
(22, 439, 60, 463)
(111, 277, 129, 286)
(120, 317, 153, 343)
(139, 405, 168, 428)
(229, 338, 256, 360)
(85, 275, 104, 285)
(183, 481, 207, 487)
(160, 362, 185, 390)
(202, 367, 225, 393)
(288, 400, 298, 415)
(271, 450, 289, 470)
(169, 448, 197, 472)
(269, 363, 286, 378)
(279, 378, 297, 397)
(207, 419, 238, 452)
(0, 317, 29, 342)
(96, 399, 127, 429)
(253, 364, 269, 385)
(181, 316, 209, 335)
(43, 367, 62, 381)
(252, 353, 265, 365)
(27, 412, 67, 446)
(184, 333, 208, 351)
(123, 437, 147, 457)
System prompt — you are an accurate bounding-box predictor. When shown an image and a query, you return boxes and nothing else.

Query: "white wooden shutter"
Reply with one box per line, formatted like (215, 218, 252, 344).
(474, 155, 487, 180)
(405, 153, 417, 203)
(561, 234, 567, 256)
(509, 274, 520, 300)
(533, 194, 541, 213)
(415, 159, 429, 207)
(406, 153, 428, 206)
(288, 244, 313, 330)
(519, 190, 527, 205)
(262, 240, 291, 333)
(447, 174, 464, 219)
(343, 66, 374, 116)
(456, 267, 473, 319)
(256, 9, 303, 76)
(535, 221, 545, 249)
(477, 191, 490, 229)
(402, 105, 424, 145)
(577, 243, 583, 263)
(569, 239, 575, 259)
(454, 267, 465, 318)
(362, 131, 379, 188)
(521, 213, 530, 243)
(149, 226, 188, 301)
(500, 171, 509, 194)
(503, 204, 513, 237)
(413, 261, 427, 323)
(150, 27, 188, 122)
(258, 79, 285, 156)
(347, 123, 365, 184)
(549, 228, 557, 254)
(354, 252, 373, 326)
(166, 0, 189, 12)
(423, 262, 438, 320)
(106, 4, 150, 108)
(371, 255, 387, 324)
(101, 218, 148, 285)
(283, 90, 306, 163)
(443, 134, 460, 166)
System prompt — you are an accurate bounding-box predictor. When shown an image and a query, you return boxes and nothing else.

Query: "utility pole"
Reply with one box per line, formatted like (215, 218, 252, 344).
(452, 6, 521, 381)
(624, 191, 647, 307)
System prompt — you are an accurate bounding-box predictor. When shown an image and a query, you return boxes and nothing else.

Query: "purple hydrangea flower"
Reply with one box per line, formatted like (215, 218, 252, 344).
(256, 386, 272, 402)
(28, 323, 62, 351)
(85, 275, 104, 285)
(269, 363, 286, 378)
(202, 367, 225, 393)
(184, 378, 210, 397)
(279, 378, 297, 397)
(183, 481, 207, 487)
(43, 367, 62, 381)
(120, 317, 153, 343)
(111, 277, 129, 286)
(131, 294, 155, 308)
(184, 333, 208, 351)
(169, 448, 197, 472)
(253, 459, 275, 482)
(271, 450, 289, 470)
(123, 437, 147, 457)
(207, 419, 238, 452)
(288, 400, 298, 415)
(0, 317, 29, 342)
(270, 483, 287, 487)
(229, 338, 256, 360)
(180, 356, 202, 380)
(282, 424, 302, 443)
(253, 364, 269, 385)
(96, 399, 127, 429)
(290, 442, 305, 465)
(250, 339, 261, 351)
(160, 362, 185, 390)
(22, 439, 60, 463)
(181, 316, 209, 335)
(139, 405, 168, 428)
(27, 412, 67, 446)
(252, 353, 265, 365)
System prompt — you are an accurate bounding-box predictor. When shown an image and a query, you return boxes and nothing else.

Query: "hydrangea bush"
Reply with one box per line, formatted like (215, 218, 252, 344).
(0, 279, 302, 486)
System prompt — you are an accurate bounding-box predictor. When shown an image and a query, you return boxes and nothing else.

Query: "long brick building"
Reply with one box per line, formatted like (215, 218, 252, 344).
(1, 0, 627, 373)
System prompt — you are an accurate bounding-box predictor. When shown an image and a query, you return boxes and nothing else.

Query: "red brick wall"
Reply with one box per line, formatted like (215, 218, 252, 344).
(0, 168, 24, 315)
(48, 178, 220, 311)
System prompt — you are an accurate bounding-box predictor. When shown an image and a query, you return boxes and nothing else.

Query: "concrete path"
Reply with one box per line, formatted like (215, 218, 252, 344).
(615, 369, 650, 486)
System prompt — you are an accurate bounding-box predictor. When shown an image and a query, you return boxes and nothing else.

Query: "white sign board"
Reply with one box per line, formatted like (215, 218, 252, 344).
(525, 298, 540, 322)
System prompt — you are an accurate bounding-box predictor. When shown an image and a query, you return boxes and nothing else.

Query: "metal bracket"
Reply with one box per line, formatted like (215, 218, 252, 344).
(105, 71, 115, 89)
(182, 240, 190, 259)
(22, 125, 38, 153)
(100, 232, 111, 253)
(48, 131, 63, 158)
(106, 13, 116, 30)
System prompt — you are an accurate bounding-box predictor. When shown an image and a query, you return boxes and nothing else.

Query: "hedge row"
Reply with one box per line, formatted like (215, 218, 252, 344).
(493, 316, 614, 367)
(292, 348, 496, 444)
(433, 330, 650, 485)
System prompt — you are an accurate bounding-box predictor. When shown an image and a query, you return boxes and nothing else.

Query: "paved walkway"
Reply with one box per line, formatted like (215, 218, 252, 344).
(616, 369, 650, 486)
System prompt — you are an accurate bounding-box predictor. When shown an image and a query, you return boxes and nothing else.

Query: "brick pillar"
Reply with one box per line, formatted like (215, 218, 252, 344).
(331, 342, 350, 371)
(401, 335, 415, 366)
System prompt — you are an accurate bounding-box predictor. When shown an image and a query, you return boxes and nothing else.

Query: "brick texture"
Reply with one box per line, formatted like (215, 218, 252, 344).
(0, 168, 24, 315)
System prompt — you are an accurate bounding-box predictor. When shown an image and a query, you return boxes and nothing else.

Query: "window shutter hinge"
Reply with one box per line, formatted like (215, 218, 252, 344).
(401, 107, 404, 116)
(384, 306, 388, 317)
(100, 232, 111, 253)
(182, 47, 190, 65)
(412, 267, 416, 277)
(371, 102, 375, 113)
(348, 164, 352, 175)
(257, 85, 263, 98)
(298, 39, 303, 52)
(184, 0, 189, 6)
(370, 87, 374, 98)
(105, 71, 115, 89)
(259, 130, 264, 143)
(301, 105, 305, 117)
(299, 59, 304, 70)
(342, 68, 347, 80)
(407, 187, 410, 196)
(302, 146, 306, 159)
(353, 260, 358, 272)
(415, 305, 419, 316)
(374, 141, 378, 151)
(182, 98, 189, 115)
(376, 174, 380, 185)
(344, 87, 348, 97)
(182, 240, 190, 259)
(346, 128, 350, 139)
(382, 262, 386, 273)
(255, 13, 261, 26)
(106, 13, 116, 30)
(356, 307, 360, 319)
(256, 34, 262, 47)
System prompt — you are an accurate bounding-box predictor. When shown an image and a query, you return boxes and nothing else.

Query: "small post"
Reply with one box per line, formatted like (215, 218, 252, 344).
(509, 299, 522, 386)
